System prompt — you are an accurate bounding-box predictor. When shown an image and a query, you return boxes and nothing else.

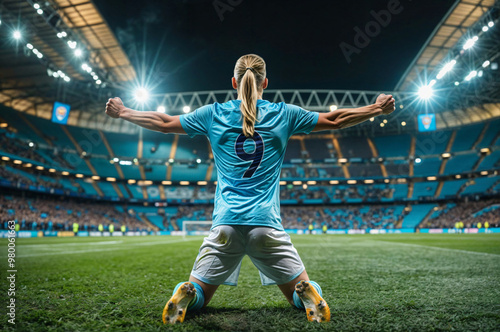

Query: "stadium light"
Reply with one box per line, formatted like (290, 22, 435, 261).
(329, 180, 339, 185)
(482, 26, 489, 32)
(63, 76, 70, 82)
(37, 9, 43, 15)
(482, 60, 490, 68)
(106, 177, 116, 182)
(436, 60, 456, 79)
(168, 158, 174, 163)
(329, 105, 338, 112)
(13, 160, 22, 164)
(307, 181, 317, 185)
(36, 165, 44, 170)
(347, 180, 357, 184)
(302, 184, 308, 190)
(92, 176, 100, 180)
(0, 123, 8, 128)
(162, 180, 172, 185)
(196, 158, 201, 164)
(463, 36, 478, 50)
(75, 174, 84, 178)
(441, 153, 451, 159)
(427, 176, 437, 181)
(401, 121, 406, 126)
(364, 179, 374, 184)
(13, 30, 21, 40)
(480, 171, 488, 176)
(24, 163, 32, 168)
(96, 80, 102, 85)
(338, 158, 348, 164)
(26, 43, 33, 49)
(279, 181, 286, 185)
(48, 168, 56, 173)
(197, 181, 208, 185)
(128, 179, 137, 184)
(369, 117, 374, 122)
(134, 87, 150, 103)
(183, 106, 191, 113)
(67, 41, 77, 49)
(113, 157, 119, 162)
(478, 70, 483, 78)
(417, 85, 433, 99)
(292, 181, 302, 185)
(28, 142, 35, 148)
(74, 49, 82, 57)
(480, 148, 490, 154)
(180, 181, 190, 185)
(380, 123, 385, 127)
(488, 21, 494, 27)
(383, 119, 388, 124)
(454, 81, 460, 86)
(157, 105, 166, 113)
(415, 157, 422, 164)
(61, 171, 69, 176)
(465, 70, 477, 81)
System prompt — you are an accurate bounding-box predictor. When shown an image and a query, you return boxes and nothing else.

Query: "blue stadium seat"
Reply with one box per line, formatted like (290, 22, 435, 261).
(439, 179, 467, 199)
(339, 137, 372, 159)
(170, 164, 208, 181)
(461, 176, 499, 195)
(477, 150, 500, 171)
(104, 132, 139, 158)
(304, 138, 332, 160)
(373, 134, 411, 157)
(402, 204, 436, 228)
(414, 157, 441, 176)
(451, 123, 484, 152)
(412, 182, 438, 199)
(444, 153, 479, 174)
(476, 119, 500, 148)
(415, 131, 451, 156)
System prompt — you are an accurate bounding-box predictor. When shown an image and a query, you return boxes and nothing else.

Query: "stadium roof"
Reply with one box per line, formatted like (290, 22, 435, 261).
(0, 0, 135, 119)
(394, 0, 497, 92)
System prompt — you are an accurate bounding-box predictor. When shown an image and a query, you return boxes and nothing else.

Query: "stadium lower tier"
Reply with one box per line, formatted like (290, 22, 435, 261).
(1, 192, 498, 233)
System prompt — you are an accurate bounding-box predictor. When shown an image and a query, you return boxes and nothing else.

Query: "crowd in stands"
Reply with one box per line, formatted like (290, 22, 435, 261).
(0, 132, 72, 169)
(279, 185, 393, 202)
(425, 198, 500, 229)
(0, 195, 149, 232)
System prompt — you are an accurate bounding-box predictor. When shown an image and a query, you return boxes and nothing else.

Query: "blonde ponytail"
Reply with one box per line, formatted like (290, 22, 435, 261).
(234, 54, 266, 137)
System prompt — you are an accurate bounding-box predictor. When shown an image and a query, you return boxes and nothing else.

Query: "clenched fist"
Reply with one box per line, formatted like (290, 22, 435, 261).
(376, 94, 396, 115)
(105, 97, 125, 118)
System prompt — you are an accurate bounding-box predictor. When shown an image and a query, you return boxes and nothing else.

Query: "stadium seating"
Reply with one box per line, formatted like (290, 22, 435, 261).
(401, 204, 436, 228)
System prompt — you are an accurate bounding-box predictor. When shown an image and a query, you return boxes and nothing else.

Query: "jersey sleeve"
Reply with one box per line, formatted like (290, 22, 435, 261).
(286, 104, 319, 136)
(179, 104, 213, 138)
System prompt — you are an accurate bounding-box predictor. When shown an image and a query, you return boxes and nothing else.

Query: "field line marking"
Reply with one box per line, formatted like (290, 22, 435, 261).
(18, 240, 124, 247)
(13, 238, 200, 258)
(374, 240, 500, 258)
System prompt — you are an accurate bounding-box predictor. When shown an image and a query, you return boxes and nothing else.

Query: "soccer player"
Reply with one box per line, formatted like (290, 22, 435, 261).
(105, 54, 395, 324)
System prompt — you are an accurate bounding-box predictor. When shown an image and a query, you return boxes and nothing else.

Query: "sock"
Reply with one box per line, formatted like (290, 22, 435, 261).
(172, 281, 205, 312)
(293, 280, 322, 310)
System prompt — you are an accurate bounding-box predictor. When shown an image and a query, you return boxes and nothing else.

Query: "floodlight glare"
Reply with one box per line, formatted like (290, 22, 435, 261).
(157, 106, 166, 113)
(463, 37, 477, 50)
(417, 85, 433, 99)
(465, 70, 477, 81)
(436, 60, 456, 79)
(13, 30, 21, 40)
(183, 106, 191, 113)
(429, 79, 436, 87)
(74, 49, 82, 57)
(134, 87, 150, 103)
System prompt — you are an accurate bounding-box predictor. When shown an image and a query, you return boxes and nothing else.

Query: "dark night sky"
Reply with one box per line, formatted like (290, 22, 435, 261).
(95, 0, 456, 94)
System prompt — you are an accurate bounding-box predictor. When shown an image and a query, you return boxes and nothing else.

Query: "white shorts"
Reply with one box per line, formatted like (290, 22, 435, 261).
(190, 225, 305, 286)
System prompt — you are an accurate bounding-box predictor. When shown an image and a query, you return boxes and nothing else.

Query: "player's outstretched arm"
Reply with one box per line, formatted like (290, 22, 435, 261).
(105, 97, 185, 134)
(313, 94, 395, 132)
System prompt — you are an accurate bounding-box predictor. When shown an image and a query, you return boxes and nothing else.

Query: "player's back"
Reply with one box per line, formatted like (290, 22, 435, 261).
(180, 99, 318, 230)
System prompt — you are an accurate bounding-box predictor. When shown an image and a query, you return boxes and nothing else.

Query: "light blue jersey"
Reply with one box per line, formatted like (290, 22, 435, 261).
(180, 99, 318, 230)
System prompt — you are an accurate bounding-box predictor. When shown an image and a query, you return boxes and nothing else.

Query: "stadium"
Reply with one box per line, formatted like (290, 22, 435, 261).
(0, 0, 499, 330)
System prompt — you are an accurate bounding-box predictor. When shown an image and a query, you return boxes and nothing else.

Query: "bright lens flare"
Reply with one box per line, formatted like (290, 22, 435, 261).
(134, 88, 150, 103)
(418, 85, 433, 100)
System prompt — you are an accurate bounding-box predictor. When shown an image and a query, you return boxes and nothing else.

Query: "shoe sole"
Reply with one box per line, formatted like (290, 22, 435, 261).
(162, 282, 196, 324)
(295, 280, 331, 323)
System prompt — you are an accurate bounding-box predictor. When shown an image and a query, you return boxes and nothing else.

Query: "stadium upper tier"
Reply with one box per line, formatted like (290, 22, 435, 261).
(0, 104, 499, 203)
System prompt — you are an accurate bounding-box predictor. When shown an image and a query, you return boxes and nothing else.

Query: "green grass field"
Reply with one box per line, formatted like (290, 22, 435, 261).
(1, 234, 499, 331)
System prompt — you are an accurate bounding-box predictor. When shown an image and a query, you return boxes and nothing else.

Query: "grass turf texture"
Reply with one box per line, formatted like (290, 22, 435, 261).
(1, 234, 499, 331)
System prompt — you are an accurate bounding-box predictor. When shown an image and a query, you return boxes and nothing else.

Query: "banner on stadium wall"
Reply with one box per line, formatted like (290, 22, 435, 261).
(51, 101, 71, 124)
(57, 231, 74, 237)
(77, 231, 89, 237)
(418, 114, 436, 132)
(369, 229, 415, 234)
(420, 228, 500, 234)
